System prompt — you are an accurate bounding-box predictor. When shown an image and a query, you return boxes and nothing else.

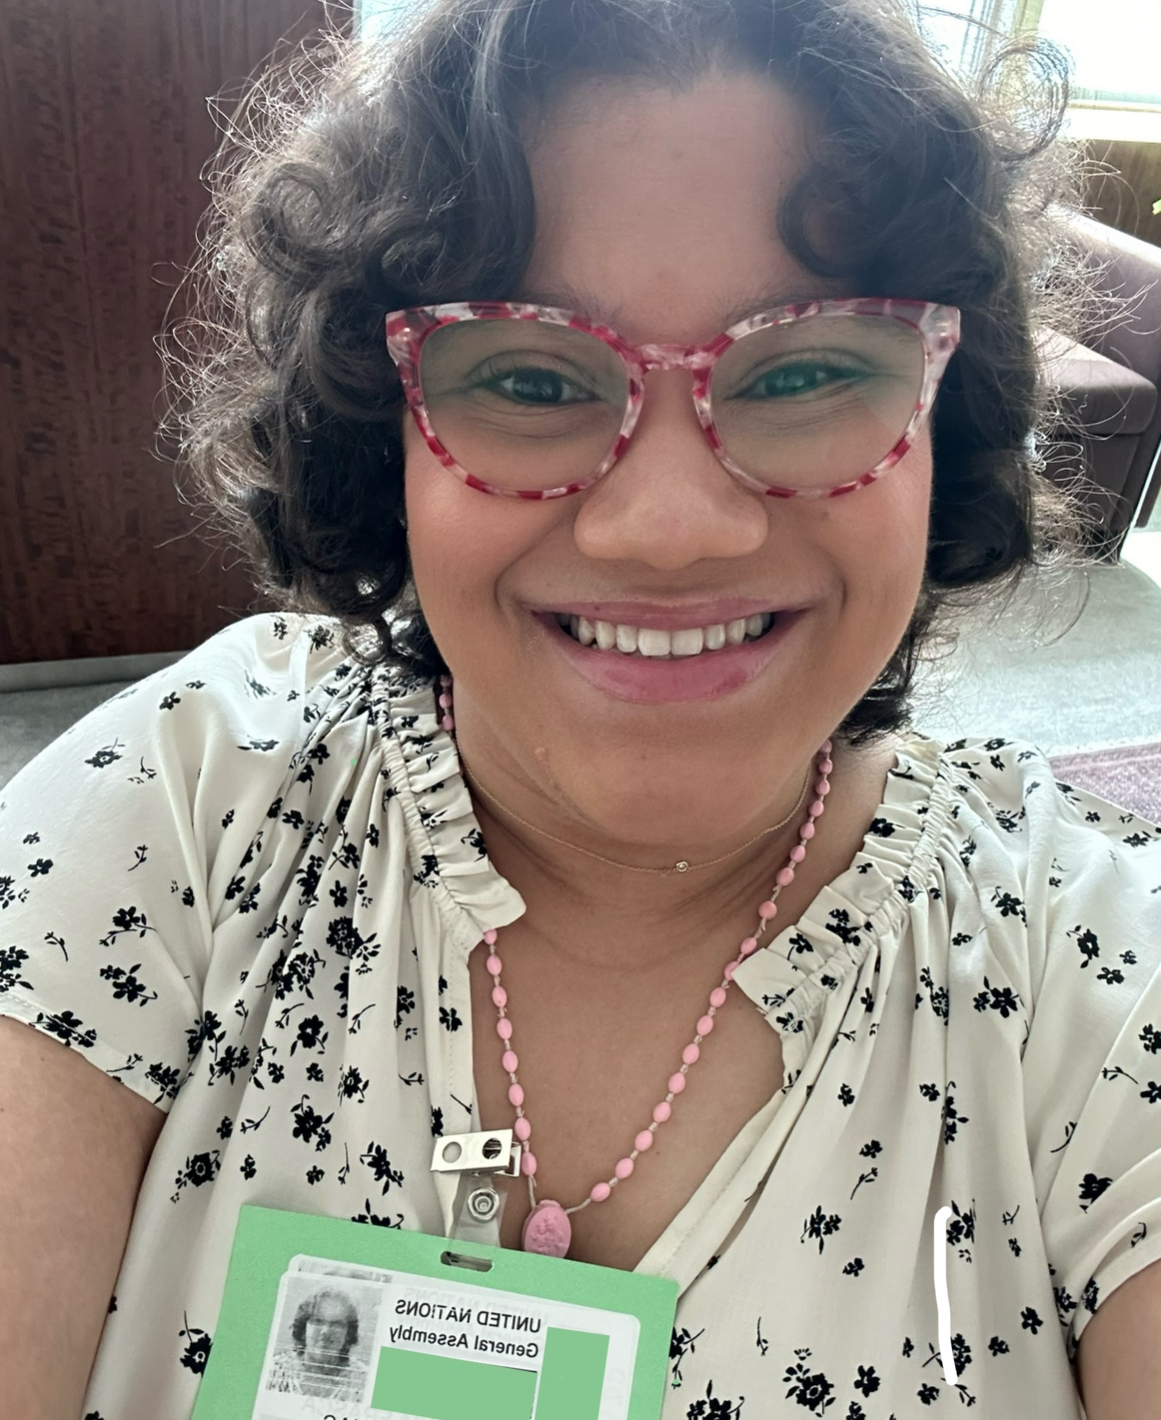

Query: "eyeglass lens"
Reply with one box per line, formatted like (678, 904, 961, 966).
(417, 313, 926, 492)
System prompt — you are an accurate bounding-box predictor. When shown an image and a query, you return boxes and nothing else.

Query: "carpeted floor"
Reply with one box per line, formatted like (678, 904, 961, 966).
(1048, 740, 1161, 825)
(909, 532, 1161, 753)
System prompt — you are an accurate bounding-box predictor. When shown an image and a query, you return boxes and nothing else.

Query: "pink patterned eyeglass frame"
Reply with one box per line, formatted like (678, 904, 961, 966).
(384, 297, 962, 501)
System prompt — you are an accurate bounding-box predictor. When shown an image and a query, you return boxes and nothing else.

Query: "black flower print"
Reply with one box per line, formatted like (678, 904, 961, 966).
(787, 931, 815, 961)
(439, 1005, 463, 1032)
(273, 948, 325, 1001)
(187, 1010, 224, 1061)
(686, 1381, 744, 1419)
(670, 1327, 705, 1386)
(98, 962, 158, 1006)
(971, 976, 1022, 1019)
(85, 740, 125, 770)
(205, 1042, 249, 1086)
(395, 984, 416, 1027)
(177, 1318, 212, 1374)
(917, 965, 950, 1022)
(144, 1061, 181, 1103)
(853, 1363, 881, 1396)
(1078, 1171, 1114, 1213)
(413, 851, 440, 887)
(294, 854, 324, 906)
(290, 1096, 333, 1152)
(291, 1014, 328, 1054)
(1069, 925, 1101, 968)
(98, 905, 159, 948)
(338, 1064, 367, 1104)
(35, 1009, 97, 1049)
(352, 1201, 405, 1228)
(360, 1142, 404, 1193)
(782, 1352, 836, 1416)
(991, 888, 1026, 924)
(328, 917, 379, 974)
(171, 1151, 221, 1201)
(0, 946, 33, 994)
(334, 965, 350, 1019)
(801, 1204, 842, 1254)
(1020, 1305, 1046, 1335)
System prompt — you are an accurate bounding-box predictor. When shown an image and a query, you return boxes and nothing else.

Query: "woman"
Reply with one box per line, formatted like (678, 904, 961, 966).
(1, 0, 1159, 1416)
(267, 1287, 367, 1400)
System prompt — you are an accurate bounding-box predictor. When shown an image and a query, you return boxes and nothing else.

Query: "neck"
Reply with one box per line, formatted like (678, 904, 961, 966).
(455, 731, 837, 972)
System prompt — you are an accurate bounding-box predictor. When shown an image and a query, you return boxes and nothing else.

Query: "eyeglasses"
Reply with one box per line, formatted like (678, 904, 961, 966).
(385, 297, 961, 501)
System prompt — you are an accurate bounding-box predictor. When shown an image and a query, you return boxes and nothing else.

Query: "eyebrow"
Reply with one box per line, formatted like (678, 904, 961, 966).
(514, 282, 841, 331)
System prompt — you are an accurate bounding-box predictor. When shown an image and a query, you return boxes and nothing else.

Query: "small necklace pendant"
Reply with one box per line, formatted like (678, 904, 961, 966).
(521, 1200, 572, 1257)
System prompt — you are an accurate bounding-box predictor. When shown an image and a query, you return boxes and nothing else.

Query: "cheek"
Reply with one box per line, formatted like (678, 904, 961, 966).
(402, 431, 494, 616)
(836, 445, 932, 624)
(402, 430, 557, 649)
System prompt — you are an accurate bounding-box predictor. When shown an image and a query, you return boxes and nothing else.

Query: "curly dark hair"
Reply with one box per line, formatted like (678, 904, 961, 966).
(164, 0, 1100, 744)
(291, 1287, 359, 1357)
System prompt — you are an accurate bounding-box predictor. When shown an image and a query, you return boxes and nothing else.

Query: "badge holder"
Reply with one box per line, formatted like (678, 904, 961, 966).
(430, 1128, 522, 1248)
(192, 1157, 679, 1420)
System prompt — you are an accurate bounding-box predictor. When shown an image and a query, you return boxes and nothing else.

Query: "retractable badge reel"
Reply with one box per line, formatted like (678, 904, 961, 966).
(431, 1129, 521, 1247)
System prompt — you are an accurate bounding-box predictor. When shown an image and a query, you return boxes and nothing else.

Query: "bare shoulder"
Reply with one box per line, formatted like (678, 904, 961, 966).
(0, 1014, 164, 1418)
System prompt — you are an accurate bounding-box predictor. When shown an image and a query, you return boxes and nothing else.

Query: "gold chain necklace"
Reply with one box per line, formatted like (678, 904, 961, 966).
(461, 760, 814, 876)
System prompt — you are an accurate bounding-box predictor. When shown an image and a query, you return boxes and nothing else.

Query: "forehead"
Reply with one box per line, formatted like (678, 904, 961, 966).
(518, 70, 840, 342)
(308, 1296, 350, 1323)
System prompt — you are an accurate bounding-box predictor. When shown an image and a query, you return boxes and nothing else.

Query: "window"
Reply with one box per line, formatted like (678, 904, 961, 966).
(1036, 0, 1161, 107)
(356, 0, 420, 41)
(920, 0, 1161, 140)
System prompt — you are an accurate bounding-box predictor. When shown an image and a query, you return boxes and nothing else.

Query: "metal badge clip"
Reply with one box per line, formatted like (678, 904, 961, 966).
(431, 1130, 521, 1247)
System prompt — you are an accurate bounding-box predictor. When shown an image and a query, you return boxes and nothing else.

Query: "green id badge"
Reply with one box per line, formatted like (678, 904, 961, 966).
(192, 1205, 678, 1420)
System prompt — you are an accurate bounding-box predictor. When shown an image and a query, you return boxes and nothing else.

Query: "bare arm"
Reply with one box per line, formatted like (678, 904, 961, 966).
(0, 1015, 164, 1419)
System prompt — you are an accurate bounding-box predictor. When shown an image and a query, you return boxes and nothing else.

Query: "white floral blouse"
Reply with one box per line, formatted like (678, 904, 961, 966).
(1, 612, 1160, 1420)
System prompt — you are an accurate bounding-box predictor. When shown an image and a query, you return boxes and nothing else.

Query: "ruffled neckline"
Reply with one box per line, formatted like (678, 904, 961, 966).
(377, 670, 953, 1025)
(728, 736, 951, 1081)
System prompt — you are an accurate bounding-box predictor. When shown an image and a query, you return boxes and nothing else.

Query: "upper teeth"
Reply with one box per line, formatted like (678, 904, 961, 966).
(558, 613, 773, 656)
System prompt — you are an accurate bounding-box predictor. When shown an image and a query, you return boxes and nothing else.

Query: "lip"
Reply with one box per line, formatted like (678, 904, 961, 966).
(535, 609, 806, 704)
(525, 598, 802, 632)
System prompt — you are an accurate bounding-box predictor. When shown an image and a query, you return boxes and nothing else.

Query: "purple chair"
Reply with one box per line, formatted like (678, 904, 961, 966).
(1040, 213, 1161, 554)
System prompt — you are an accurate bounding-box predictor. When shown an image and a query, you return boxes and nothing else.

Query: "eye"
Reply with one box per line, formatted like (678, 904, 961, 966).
(735, 358, 868, 400)
(476, 359, 599, 406)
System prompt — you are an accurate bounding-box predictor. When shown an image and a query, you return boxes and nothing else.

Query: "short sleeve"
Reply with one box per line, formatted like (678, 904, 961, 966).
(0, 612, 345, 1110)
(1023, 778, 1161, 1361)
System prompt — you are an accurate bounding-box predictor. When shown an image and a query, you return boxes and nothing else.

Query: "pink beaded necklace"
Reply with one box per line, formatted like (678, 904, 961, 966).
(437, 673, 833, 1258)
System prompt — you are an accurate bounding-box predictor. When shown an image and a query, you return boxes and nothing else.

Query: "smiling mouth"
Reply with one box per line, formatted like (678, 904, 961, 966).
(553, 611, 777, 659)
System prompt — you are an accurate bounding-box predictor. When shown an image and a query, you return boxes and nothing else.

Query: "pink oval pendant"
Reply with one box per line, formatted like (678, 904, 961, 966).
(521, 1200, 572, 1257)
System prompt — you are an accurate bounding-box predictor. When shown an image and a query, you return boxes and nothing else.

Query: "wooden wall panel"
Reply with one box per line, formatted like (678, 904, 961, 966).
(1082, 139, 1161, 247)
(0, 0, 347, 665)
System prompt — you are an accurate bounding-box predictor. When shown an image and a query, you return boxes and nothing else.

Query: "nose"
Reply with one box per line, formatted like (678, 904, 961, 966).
(571, 368, 768, 570)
